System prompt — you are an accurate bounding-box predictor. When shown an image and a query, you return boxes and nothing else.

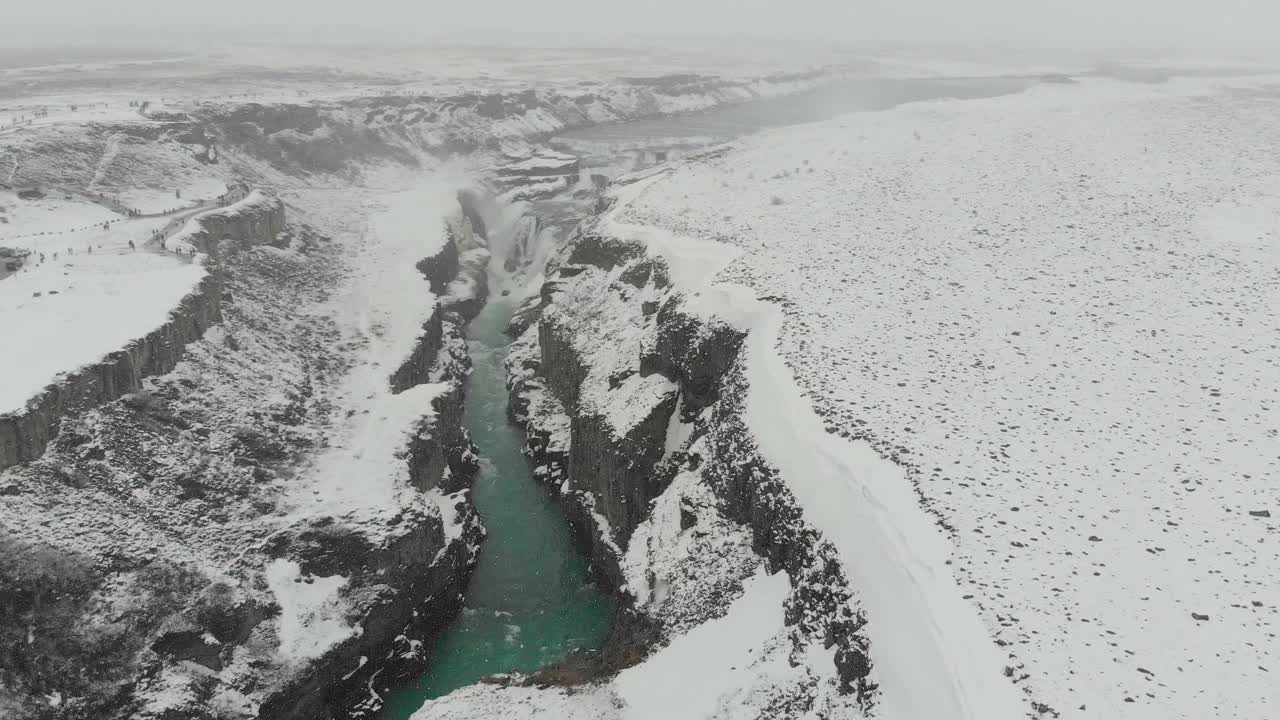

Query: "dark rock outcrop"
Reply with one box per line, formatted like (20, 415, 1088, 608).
(566, 233, 643, 271)
(641, 293, 744, 418)
(508, 212, 876, 708)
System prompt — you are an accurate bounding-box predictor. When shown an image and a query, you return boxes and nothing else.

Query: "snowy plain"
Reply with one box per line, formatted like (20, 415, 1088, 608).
(602, 75, 1280, 719)
(0, 191, 201, 414)
(4, 39, 1277, 720)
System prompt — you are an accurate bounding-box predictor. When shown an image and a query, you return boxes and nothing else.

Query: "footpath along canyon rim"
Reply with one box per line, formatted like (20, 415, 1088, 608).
(0, 45, 1276, 720)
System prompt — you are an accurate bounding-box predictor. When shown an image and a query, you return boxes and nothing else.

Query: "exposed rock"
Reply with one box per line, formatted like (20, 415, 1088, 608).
(642, 293, 746, 418)
(679, 497, 698, 530)
(617, 257, 671, 290)
(0, 197, 286, 472)
(0, 196, 490, 720)
(506, 214, 875, 709)
(505, 292, 545, 338)
(566, 232, 644, 271)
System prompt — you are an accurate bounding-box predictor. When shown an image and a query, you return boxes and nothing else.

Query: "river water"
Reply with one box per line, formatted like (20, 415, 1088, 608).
(556, 75, 1038, 144)
(384, 298, 613, 718)
(385, 72, 1041, 719)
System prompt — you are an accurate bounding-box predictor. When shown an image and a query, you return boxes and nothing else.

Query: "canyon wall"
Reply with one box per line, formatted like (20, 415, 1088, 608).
(507, 220, 876, 708)
(0, 200, 493, 720)
(0, 196, 286, 472)
(265, 223, 490, 720)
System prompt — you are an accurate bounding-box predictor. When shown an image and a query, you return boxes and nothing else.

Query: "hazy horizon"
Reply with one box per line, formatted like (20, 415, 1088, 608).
(3, 0, 1280, 60)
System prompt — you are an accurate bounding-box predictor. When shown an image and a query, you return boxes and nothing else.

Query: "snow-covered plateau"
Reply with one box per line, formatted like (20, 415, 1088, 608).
(2, 44, 1276, 720)
(464, 74, 1280, 720)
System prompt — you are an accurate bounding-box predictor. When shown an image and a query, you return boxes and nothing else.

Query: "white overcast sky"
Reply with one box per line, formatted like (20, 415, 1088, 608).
(3, 0, 1279, 54)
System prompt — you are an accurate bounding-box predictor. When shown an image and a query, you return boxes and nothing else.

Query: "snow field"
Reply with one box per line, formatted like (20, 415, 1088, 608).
(265, 559, 359, 663)
(119, 177, 229, 216)
(612, 75, 1280, 719)
(0, 189, 142, 245)
(582, 163, 1029, 720)
(281, 172, 469, 533)
(0, 248, 205, 414)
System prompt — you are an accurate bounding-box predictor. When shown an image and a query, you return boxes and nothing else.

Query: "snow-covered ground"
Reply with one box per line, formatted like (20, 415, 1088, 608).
(0, 45, 847, 132)
(0, 179, 262, 417)
(0, 99, 144, 135)
(119, 177, 227, 215)
(589, 75, 1280, 719)
(285, 174, 465, 530)
(9, 39, 1277, 720)
(0, 207, 200, 414)
(0, 154, 491, 717)
(0, 189, 134, 243)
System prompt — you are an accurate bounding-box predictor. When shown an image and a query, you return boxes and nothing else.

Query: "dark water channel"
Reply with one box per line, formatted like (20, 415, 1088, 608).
(384, 299, 612, 718)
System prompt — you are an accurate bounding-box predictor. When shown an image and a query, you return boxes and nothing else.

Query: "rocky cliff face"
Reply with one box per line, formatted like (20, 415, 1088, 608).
(275, 223, 490, 720)
(171, 193, 289, 256)
(0, 196, 286, 472)
(0, 197, 490, 720)
(193, 69, 838, 181)
(506, 216, 875, 710)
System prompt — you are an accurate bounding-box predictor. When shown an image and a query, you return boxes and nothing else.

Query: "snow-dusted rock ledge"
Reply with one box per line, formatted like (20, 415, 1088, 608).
(0, 195, 286, 471)
(0, 183, 493, 720)
(487, 191, 881, 718)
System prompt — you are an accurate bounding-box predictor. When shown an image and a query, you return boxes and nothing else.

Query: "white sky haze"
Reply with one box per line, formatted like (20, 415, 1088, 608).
(3, 0, 1279, 57)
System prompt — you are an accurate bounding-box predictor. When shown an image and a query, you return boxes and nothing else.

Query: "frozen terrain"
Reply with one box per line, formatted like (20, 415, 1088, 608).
(578, 75, 1280, 719)
(287, 175, 464, 528)
(0, 248, 205, 414)
(5, 38, 1276, 720)
(0, 189, 202, 414)
(1, 44, 887, 720)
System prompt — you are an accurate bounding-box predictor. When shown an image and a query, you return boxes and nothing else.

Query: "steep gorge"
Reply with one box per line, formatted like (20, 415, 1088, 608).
(0, 67, 874, 719)
(0, 189, 495, 720)
(500, 207, 875, 712)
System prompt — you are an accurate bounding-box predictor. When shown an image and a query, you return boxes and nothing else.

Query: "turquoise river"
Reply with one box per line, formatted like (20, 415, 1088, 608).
(384, 297, 613, 718)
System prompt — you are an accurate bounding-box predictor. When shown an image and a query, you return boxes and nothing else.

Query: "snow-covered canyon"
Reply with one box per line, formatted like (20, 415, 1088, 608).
(1, 49, 879, 720)
(2, 45, 1276, 720)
